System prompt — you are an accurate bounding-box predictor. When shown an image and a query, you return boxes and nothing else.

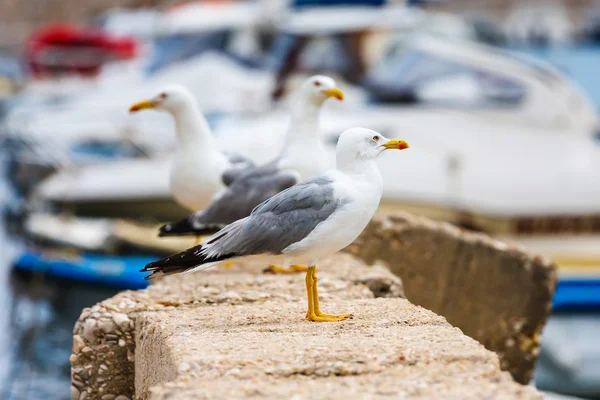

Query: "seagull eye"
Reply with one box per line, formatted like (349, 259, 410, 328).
(372, 135, 379, 142)
(159, 93, 167, 99)
(314, 81, 321, 87)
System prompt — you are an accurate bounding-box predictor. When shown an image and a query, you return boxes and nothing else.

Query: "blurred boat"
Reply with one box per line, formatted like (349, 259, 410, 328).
(1, 1, 274, 198)
(14, 250, 150, 290)
(24, 213, 114, 252)
(13, 212, 193, 290)
(11, 210, 194, 289)
(25, 24, 139, 78)
(31, 33, 600, 210)
(23, 212, 193, 255)
(2, 6, 489, 202)
(553, 278, 600, 311)
(218, 33, 599, 219)
(1, 4, 485, 183)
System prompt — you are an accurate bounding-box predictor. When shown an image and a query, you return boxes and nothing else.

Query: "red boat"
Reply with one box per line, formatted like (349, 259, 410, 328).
(25, 24, 138, 78)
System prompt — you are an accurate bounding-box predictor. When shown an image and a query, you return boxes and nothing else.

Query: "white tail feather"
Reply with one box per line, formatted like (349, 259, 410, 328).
(181, 261, 223, 275)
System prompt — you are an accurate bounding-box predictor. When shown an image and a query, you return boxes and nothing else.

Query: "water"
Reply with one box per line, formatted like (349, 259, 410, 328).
(0, 153, 119, 399)
(2, 270, 119, 399)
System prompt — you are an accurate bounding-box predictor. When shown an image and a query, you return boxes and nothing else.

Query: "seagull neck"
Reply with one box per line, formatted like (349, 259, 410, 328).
(280, 100, 322, 158)
(171, 104, 217, 151)
(336, 154, 380, 181)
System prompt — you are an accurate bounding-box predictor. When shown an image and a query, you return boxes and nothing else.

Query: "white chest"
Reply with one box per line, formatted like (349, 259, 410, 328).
(322, 183, 382, 249)
(284, 173, 383, 262)
(170, 152, 229, 211)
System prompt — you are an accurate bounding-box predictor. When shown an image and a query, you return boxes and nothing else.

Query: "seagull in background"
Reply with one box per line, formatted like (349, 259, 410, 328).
(141, 127, 409, 322)
(129, 84, 252, 213)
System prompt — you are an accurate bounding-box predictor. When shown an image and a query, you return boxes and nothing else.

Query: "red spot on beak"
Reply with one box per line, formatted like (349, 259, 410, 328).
(399, 142, 408, 150)
(128, 100, 158, 113)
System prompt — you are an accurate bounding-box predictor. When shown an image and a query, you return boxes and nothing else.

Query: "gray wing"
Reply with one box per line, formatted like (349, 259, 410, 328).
(144, 175, 342, 278)
(167, 161, 300, 234)
(159, 161, 299, 236)
(201, 175, 341, 259)
(221, 152, 254, 186)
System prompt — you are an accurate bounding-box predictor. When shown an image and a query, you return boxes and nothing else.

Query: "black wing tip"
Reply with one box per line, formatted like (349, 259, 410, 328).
(157, 224, 172, 237)
(142, 270, 164, 280)
(140, 259, 160, 272)
(140, 249, 237, 281)
(158, 222, 193, 237)
(158, 218, 191, 235)
(140, 263, 158, 280)
(138, 245, 206, 279)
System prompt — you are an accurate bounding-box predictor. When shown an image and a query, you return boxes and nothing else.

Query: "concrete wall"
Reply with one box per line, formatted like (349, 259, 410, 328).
(345, 212, 557, 384)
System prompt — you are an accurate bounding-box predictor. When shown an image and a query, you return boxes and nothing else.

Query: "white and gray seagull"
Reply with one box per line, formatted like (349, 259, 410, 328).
(141, 127, 409, 322)
(129, 84, 252, 212)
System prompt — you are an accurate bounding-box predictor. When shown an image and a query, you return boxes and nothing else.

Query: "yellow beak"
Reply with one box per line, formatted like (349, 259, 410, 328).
(383, 139, 409, 150)
(129, 99, 158, 113)
(322, 88, 344, 101)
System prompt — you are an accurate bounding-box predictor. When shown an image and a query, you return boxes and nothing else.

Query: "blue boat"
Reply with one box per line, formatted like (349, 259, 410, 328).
(14, 250, 155, 289)
(552, 277, 600, 311)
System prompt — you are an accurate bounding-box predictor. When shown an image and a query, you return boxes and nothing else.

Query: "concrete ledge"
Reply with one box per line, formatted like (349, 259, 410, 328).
(345, 212, 557, 384)
(70, 254, 404, 399)
(71, 251, 541, 399)
(137, 299, 540, 400)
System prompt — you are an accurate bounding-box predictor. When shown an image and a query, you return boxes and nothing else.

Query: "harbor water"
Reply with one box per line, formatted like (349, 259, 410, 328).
(0, 151, 119, 399)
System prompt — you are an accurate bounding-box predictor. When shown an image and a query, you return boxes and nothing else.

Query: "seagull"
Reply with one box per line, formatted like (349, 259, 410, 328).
(141, 127, 409, 322)
(129, 84, 252, 212)
(157, 75, 344, 272)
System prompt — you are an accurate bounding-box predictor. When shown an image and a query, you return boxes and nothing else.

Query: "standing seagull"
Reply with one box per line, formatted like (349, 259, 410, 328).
(141, 128, 409, 322)
(129, 84, 252, 212)
(158, 75, 344, 273)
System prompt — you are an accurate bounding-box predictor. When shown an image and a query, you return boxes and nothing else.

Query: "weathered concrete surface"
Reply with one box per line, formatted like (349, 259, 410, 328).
(137, 299, 540, 400)
(345, 212, 558, 384)
(70, 254, 403, 399)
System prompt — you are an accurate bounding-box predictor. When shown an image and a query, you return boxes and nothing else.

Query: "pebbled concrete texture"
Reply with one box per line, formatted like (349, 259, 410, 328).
(137, 298, 540, 400)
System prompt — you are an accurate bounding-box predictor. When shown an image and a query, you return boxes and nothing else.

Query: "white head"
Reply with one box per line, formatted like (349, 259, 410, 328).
(336, 127, 409, 161)
(298, 75, 344, 107)
(129, 84, 197, 115)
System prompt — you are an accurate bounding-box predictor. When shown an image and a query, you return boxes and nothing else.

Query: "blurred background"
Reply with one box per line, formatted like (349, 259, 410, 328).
(0, 0, 599, 398)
